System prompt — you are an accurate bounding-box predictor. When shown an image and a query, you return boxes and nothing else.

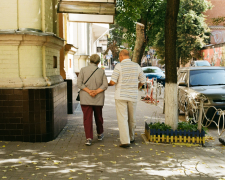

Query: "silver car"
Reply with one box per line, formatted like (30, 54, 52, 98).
(190, 60, 211, 67)
(178, 67, 225, 120)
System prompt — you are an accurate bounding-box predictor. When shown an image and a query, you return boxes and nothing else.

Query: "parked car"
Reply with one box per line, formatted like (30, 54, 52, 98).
(178, 66, 225, 121)
(191, 60, 211, 67)
(142, 66, 165, 86)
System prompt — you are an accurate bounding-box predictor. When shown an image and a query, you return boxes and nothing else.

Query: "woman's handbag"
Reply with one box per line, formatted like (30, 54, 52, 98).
(76, 67, 98, 101)
(76, 91, 80, 101)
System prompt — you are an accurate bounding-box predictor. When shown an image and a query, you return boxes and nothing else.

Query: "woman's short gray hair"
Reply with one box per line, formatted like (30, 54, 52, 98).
(90, 54, 100, 64)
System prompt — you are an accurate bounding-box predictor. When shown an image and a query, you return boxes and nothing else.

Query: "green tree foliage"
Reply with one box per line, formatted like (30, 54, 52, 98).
(105, 23, 123, 61)
(212, 16, 225, 26)
(115, 0, 167, 60)
(107, 23, 124, 47)
(154, 0, 212, 65)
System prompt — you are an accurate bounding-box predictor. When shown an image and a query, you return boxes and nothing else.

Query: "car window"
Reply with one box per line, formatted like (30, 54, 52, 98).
(178, 72, 187, 82)
(195, 61, 210, 66)
(142, 68, 161, 73)
(190, 69, 225, 86)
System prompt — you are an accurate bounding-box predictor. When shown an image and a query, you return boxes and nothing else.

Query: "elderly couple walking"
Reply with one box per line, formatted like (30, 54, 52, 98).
(77, 50, 146, 148)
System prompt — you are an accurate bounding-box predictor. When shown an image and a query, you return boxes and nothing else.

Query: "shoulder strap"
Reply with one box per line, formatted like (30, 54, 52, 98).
(84, 67, 98, 84)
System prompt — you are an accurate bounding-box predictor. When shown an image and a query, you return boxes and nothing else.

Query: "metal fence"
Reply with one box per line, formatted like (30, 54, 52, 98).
(178, 89, 225, 136)
(142, 79, 225, 136)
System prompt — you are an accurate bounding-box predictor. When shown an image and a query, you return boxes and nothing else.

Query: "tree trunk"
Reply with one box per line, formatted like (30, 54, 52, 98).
(176, 48, 181, 68)
(165, 0, 180, 130)
(132, 23, 146, 65)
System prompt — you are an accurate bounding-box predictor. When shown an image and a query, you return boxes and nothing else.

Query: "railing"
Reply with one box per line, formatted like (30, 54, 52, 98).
(142, 81, 225, 136)
(178, 89, 225, 136)
(145, 122, 206, 144)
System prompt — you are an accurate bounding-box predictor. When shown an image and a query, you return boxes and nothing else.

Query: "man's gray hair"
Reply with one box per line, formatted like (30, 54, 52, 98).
(90, 54, 100, 64)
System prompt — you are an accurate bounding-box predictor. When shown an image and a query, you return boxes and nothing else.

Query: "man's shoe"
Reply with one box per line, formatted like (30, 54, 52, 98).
(219, 138, 225, 145)
(119, 144, 130, 148)
(98, 134, 104, 141)
(130, 139, 135, 143)
(85, 139, 92, 146)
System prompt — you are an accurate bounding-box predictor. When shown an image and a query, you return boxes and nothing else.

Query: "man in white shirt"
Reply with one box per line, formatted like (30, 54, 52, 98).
(108, 49, 146, 148)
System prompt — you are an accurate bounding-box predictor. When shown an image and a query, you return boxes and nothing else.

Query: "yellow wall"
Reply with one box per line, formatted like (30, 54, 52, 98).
(19, 46, 43, 78)
(0, 0, 63, 87)
(0, 0, 58, 33)
(44, 0, 53, 33)
(0, 46, 19, 78)
(45, 47, 60, 77)
(79, 59, 87, 69)
(18, 0, 42, 30)
(0, 0, 17, 30)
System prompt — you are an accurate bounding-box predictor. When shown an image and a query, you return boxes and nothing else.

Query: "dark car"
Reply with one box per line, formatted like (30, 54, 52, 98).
(178, 66, 225, 121)
(142, 66, 165, 86)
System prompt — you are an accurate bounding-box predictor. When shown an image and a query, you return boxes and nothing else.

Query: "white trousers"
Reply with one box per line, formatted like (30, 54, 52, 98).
(115, 99, 137, 144)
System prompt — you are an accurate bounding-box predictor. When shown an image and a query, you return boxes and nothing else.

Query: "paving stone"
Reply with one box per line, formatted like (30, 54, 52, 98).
(0, 86, 225, 179)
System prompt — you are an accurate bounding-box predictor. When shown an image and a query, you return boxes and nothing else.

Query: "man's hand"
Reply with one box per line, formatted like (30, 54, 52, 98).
(108, 80, 116, 86)
(138, 82, 144, 89)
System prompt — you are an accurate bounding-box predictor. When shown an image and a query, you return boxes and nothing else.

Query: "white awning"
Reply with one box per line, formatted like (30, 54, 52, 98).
(68, 14, 114, 24)
(60, 0, 115, 2)
(57, 1, 115, 15)
(92, 23, 109, 42)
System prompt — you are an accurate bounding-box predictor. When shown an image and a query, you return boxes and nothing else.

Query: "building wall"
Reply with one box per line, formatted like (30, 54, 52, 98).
(19, 46, 43, 78)
(201, 46, 225, 66)
(45, 0, 54, 33)
(18, 0, 42, 30)
(0, 46, 19, 78)
(45, 47, 60, 77)
(199, 0, 225, 67)
(202, 0, 225, 46)
(0, 0, 58, 31)
(0, 0, 67, 142)
(0, 0, 17, 30)
(0, 82, 67, 142)
(204, 0, 225, 26)
(0, 0, 63, 88)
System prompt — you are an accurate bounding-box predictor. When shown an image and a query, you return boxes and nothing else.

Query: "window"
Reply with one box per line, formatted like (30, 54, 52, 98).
(53, 56, 57, 68)
(97, 47, 102, 53)
(178, 72, 187, 82)
(190, 69, 225, 86)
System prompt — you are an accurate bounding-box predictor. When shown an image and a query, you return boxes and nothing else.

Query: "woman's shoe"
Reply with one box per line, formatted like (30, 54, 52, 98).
(85, 139, 92, 146)
(98, 134, 104, 141)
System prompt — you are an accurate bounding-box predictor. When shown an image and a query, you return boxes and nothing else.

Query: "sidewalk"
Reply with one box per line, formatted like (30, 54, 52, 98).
(0, 87, 225, 180)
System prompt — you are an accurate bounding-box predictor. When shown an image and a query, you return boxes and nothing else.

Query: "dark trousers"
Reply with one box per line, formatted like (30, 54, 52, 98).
(81, 105, 104, 139)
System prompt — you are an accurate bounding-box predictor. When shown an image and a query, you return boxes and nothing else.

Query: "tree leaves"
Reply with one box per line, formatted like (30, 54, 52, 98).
(153, 0, 212, 65)
(115, 0, 167, 50)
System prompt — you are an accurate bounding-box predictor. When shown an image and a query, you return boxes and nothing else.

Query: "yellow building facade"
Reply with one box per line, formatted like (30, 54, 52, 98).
(0, 0, 67, 142)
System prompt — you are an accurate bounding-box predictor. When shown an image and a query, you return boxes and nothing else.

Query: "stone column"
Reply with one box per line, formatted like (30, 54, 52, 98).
(0, 0, 67, 142)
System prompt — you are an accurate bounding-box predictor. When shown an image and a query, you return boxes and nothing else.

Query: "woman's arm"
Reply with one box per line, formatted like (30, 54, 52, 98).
(77, 68, 86, 90)
(77, 69, 96, 97)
